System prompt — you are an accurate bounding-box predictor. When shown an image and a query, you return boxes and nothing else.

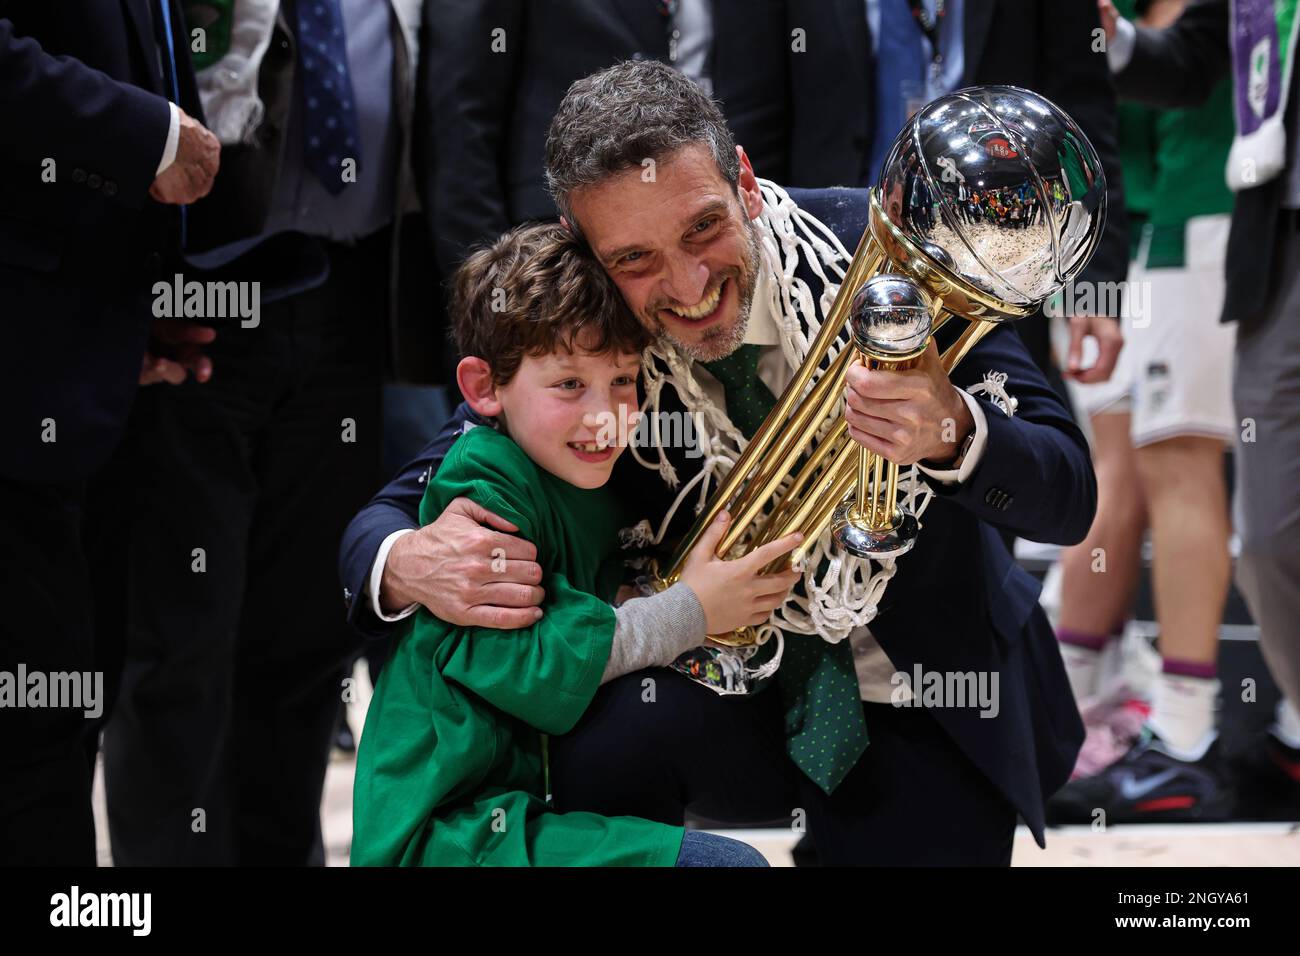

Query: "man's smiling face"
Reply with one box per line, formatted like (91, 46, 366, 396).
(569, 144, 765, 362)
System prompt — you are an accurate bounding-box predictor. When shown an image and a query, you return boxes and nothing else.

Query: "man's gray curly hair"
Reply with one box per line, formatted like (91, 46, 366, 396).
(544, 59, 741, 233)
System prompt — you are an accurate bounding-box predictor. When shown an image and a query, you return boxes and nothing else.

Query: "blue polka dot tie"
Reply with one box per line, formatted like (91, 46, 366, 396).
(700, 345, 869, 794)
(295, 0, 362, 194)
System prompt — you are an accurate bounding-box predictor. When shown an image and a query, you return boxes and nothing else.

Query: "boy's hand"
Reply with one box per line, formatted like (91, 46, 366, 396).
(680, 511, 803, 635)
(380, 497, 545, 628)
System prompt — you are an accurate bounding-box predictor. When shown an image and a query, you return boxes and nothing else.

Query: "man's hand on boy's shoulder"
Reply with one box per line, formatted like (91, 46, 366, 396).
(380, 497, 547, 628)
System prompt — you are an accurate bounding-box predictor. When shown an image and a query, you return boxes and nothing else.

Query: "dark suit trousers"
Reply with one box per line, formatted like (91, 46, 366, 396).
(1234, 219, 1300, 709)
(548, 669, 1017, 866)
(0, 480, 98, 865)
(93, 232, 384, 865)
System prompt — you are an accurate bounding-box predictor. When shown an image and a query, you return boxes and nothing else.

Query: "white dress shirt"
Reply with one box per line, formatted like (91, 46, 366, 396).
(156, 103, 180, 176)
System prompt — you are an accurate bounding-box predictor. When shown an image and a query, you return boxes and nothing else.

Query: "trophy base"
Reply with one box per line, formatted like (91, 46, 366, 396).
(707, 625, 759, 648)
(831, 501, 919, 559)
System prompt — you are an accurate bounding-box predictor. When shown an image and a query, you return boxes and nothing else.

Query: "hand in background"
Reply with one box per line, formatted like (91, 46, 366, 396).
(1098, 0, 1120, 42)
(149, 107, 220, 204)
(139, 318, 216, 385)
(1064, 312, 1124, 384)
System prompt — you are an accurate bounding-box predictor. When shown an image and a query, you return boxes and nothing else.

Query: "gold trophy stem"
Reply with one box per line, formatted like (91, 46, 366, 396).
(871, 450, 886, 525)
(941, 318, 998, 373)
(764, 446, 859, 573)
(752, 420, 849, 549)
(718, 345, 854, 556)
(855, 445, 872, 525)
(882, 459, 900, 529)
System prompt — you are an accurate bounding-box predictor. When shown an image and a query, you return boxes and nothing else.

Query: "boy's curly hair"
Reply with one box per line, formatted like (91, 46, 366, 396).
(450, 222, 652, 385)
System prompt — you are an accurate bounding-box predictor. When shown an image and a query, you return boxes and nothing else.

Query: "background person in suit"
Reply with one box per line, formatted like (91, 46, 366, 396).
(424, 0, 792, 303)
(90, 0, 428, 865)
(342, 60, 1098, 864)
(0, 1, 216, 865)
(783, 0, 1130, 399)
(1066, 0, 1300, 808)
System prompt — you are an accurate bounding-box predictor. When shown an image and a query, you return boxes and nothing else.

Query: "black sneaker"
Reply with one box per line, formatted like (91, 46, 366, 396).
(1047, 727, 1234, 825)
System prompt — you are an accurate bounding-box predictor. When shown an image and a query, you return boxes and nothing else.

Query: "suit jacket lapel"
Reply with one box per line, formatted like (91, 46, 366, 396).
(962, 0, 996, 85)
(122, 0, 165, 95)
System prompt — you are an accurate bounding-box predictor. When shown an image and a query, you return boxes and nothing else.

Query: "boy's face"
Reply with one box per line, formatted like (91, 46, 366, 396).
(495, 347, 642, 490)
(570, 144, 765, 362)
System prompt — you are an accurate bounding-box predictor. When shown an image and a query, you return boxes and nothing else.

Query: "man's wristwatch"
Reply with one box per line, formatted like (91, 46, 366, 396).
(915, 426, 977, 470)
(948, 429, 977, 470)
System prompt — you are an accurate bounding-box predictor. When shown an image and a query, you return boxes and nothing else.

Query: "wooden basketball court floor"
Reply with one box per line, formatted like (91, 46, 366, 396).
(89, 657, 1300, 867)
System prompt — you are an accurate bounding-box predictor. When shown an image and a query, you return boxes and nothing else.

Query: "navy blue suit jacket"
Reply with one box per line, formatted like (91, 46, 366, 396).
(0, 2, 202, 482)
(339, 187, 1093, 843)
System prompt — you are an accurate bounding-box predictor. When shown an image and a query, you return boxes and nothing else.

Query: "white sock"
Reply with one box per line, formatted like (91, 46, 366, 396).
(1271, 697, 1300, 749)
(1060, 644, 1102, 703)
(1096, 632, 1137, 699)
(1147, 673, 1219, 758)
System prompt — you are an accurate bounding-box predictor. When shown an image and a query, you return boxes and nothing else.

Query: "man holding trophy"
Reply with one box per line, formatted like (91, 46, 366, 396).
(342, 61, 1104, 864)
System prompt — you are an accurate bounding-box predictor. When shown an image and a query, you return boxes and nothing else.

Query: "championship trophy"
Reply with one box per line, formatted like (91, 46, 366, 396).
(657, 86, 1107, 690)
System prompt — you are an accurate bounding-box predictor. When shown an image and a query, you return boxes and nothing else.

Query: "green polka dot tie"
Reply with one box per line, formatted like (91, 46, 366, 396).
(700, 345, 869, 795)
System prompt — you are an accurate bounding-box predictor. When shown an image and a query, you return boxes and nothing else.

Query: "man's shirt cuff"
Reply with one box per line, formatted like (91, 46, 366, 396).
(1108, 17, 1136, 73)
(917, 388, 989, 485)
(156, 102, 181, 176)
(367, 528, 419, 622)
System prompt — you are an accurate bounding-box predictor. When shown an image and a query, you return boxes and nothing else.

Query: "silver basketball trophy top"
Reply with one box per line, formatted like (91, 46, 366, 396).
(832, 86, 1108, 563)
(869, 84, 1108, 320)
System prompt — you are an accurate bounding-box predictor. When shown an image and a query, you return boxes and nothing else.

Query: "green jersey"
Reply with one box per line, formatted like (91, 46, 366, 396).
(351, 424, 684, 867)
(1117, 97, 1158, 259)
(1115, 0, 1234, 267)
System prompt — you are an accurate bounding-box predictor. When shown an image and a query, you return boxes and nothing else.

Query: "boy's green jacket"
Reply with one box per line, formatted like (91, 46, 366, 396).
(351, 424, 684, 866)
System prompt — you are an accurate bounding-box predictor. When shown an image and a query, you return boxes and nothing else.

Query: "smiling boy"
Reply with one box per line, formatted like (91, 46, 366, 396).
(351, 222, 801, 866)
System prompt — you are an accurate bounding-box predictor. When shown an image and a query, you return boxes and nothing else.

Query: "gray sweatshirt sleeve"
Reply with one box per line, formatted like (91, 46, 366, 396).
(601, 582, 707, 684)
